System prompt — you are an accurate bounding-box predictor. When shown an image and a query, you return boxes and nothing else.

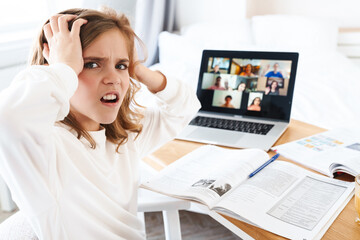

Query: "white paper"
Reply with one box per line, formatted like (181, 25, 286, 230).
(272, 128, 360, 176)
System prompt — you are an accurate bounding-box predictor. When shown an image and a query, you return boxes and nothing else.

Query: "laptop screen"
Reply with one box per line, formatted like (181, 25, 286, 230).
(197, 50, 299, 121)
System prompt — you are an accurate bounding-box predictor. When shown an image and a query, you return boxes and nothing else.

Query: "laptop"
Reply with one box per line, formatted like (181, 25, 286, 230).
(177, 50, 299, 150)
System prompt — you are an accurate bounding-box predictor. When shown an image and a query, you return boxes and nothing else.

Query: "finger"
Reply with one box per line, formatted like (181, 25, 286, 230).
(42, 43, 50, 63)
(43, 23, 53, 42)
(49, 15, 61, 33)
(58, 14, 77, 33)
(70, 18, 88, 37)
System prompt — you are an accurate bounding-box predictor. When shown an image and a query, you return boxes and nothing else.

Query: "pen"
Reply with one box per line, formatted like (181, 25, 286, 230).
(249, 153, 280, 178)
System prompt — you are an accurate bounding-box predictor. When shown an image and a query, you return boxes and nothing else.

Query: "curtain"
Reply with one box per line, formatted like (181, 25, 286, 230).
(134, 0, 176, 66)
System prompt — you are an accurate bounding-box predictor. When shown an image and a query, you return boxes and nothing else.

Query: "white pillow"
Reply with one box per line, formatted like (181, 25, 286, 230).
(157, 31, 203, 89)
(252, 15, 339, 52)
(180, 20, 254, 47)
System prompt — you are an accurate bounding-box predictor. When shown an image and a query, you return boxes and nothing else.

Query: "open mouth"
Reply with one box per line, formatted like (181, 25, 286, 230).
(100, 93, 119, 104)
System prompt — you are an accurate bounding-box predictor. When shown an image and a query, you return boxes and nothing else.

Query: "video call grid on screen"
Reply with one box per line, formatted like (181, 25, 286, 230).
(197, 50, 299, 121)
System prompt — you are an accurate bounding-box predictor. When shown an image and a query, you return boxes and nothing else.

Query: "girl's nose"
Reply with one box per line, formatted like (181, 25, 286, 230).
(103, 69, 120, 85)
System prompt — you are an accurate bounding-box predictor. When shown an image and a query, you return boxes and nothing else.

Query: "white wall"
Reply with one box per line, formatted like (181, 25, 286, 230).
(246, 0, 360, 28)
(174, 0, 360, 29)
(0, 65, 26, 91)
(174, 0, 247, 30)
(78, 0, 138, 25)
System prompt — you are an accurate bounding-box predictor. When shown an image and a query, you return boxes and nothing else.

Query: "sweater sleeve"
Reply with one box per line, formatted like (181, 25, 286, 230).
(135, 76, 201, 159)
(0, 64, 77, 217)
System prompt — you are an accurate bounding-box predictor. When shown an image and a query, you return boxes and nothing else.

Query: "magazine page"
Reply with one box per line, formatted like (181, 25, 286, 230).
(213, 161, 354, 240)
(272, 128, 360, 177)
(142, 145, 269, 208)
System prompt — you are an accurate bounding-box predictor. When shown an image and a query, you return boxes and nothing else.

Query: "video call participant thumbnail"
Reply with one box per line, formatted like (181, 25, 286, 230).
(212, 90, 241, 109)
(208, 76, 225, 90)
(248, 96, 262, 111)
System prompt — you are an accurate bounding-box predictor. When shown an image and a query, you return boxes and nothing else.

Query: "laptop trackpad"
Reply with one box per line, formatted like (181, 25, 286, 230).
(187, 128, 243, 144)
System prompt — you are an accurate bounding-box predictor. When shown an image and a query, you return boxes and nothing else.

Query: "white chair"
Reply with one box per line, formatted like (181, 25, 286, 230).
(138, 160, 191, 240)
(0, 212, 37, 240)
(138, 188, 190, 239)
(0, 161, 190, 240)
(0, 190, 190, 240)
(0, 176, 16, 212)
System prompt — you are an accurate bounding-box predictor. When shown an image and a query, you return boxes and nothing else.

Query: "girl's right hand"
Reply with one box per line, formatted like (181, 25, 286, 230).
(42, 14, 87, 75)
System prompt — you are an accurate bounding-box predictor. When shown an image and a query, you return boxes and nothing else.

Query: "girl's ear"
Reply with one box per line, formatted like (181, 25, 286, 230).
(42, 43, 50, 64)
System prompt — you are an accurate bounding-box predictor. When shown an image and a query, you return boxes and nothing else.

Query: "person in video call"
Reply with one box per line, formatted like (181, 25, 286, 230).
(265, 80, 280, 95)
(0, 7, 200, 240)
(210, 64, 221, 74)
(208, 76, 225, 90)
(262, 63, 284, 78)
(247, 97, 261, 111)
(240, 64, 255, 77)
(236, 82, 246, 92)
(220, 95, 235, 108)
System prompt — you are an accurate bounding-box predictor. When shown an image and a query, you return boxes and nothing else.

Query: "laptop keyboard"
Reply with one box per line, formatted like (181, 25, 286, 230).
(189, 116, 274, 135)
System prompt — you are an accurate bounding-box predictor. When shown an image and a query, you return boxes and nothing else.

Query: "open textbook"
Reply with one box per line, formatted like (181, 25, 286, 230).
(272, 128, 360, 177)
(142, 145, 354, 240)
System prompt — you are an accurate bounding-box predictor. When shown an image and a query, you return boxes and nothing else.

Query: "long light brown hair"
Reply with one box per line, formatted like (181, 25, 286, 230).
(30, 8, 144, 151)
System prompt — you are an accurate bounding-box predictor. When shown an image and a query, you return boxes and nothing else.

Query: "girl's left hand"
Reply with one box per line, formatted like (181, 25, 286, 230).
(265, 86, 270, 95)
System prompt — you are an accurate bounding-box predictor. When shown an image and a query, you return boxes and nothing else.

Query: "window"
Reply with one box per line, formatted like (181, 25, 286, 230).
(0, 0, 137, 68)
(0, 0, 84, 68)
(0, 0, 48, 35)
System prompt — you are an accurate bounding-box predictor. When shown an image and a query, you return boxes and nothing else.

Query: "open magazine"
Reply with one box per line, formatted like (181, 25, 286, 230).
(142, 145, 354, 240)
(272, 128, 360, 177)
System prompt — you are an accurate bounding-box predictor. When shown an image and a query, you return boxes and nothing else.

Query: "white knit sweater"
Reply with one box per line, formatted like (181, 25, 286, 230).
(0, 63, 200, 239)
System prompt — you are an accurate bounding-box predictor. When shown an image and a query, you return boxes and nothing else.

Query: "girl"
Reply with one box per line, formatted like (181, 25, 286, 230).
(0, 7, 200, 240)
(247, 97, 261, 111)
(265, 80, 280, 95)
(236, 82, 246, 92)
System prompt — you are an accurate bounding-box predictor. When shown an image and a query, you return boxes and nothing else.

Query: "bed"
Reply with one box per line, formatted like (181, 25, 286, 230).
(151, 14, 360, 130)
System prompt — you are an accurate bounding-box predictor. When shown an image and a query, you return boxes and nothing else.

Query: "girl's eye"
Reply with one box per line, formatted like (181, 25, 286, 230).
(116, 63, 128, 70)
(84, 62, 98, 69)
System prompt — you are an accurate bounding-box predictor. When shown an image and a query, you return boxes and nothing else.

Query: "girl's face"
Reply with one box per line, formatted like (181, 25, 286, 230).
(254, 98, 260, 105)
(238, 83, 246, 91)
(271, 81, 278, 89)
(70, 28, 130, 131)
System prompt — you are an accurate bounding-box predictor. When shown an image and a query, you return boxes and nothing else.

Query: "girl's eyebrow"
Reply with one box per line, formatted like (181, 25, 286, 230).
(83, 57, 129, 62)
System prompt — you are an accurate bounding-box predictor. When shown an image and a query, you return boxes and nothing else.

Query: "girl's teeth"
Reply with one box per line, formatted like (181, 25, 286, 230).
(103, 94, 116, 100)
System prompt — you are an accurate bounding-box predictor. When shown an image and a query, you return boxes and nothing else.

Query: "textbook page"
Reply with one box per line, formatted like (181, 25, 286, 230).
(272, 128, 360, 177)
(142, 145, 268, 208)
(213, 161, 354, 240)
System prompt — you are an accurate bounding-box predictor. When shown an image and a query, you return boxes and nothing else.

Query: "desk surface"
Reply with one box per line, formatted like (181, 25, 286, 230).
(143, 119, 360, 239)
